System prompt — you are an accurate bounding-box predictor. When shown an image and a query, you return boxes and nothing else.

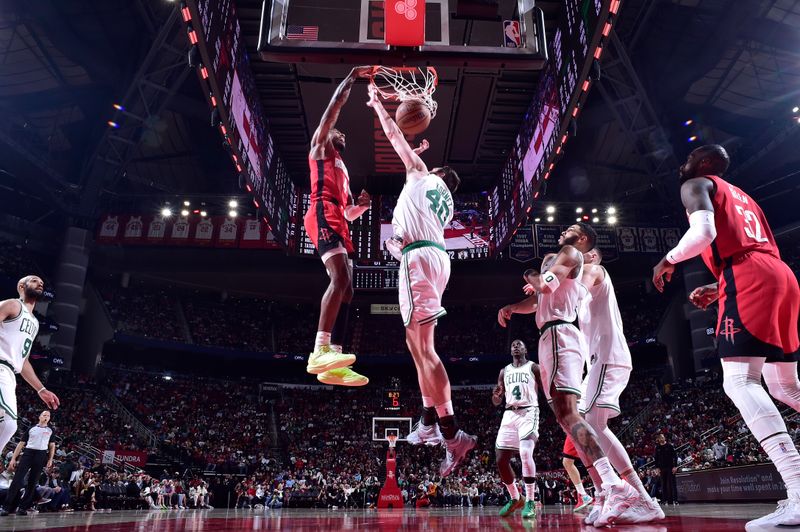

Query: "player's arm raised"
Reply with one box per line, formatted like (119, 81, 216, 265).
(310, 66, 372, 158)
(492, 368, 505, 406)
(367, 85, 427, 176)
(653, 177, 716, 292)
(526, 246, 582, 294)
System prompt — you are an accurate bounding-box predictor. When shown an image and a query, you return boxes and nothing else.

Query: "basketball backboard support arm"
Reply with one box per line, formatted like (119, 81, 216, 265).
(259, 0, 547, 69)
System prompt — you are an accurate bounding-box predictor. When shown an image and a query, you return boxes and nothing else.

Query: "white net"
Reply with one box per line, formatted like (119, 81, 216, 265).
(387, 434, 398, 449)
(370, 66, 438, 117)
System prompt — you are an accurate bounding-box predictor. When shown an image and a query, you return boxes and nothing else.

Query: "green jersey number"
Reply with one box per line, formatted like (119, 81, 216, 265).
(425, 189, 450, 227)
(511, 385, 522, 401)
(22, 338, 32, 359)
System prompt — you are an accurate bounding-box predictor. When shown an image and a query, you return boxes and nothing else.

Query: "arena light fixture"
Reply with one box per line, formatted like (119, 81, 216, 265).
(229, 200, 238, 208)
(684, 119, 693, 126)
(607, 206, 617, 214)
(112, 103, 124, 111)
(200, 210, 207, 217)
(163, 375, 173, 381)
(576, 217, 581, 222)
(546, 205, 556, 214)
(161, 208, 172, 217)
(607, 216, 617, 224)
(107, 120, 119, 128)
(183, 200, 190, 207)
(576, 207, 583, 213)
(688, 135, 698, 142)
(593, 217, 599, 223)
(181, 209, 189, 216)
(547, 216, 554, 222)
(229, 210, 238, 218)
(534, 217, 541, 223)
(591, 208, 598, 213)
(793, 106, 799, 113)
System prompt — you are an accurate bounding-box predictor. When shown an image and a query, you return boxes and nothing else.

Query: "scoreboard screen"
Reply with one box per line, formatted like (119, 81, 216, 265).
(385, 390, 401, 413)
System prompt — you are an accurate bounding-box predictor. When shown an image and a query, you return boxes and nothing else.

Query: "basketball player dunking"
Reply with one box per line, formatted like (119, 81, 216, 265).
(367, 84, 477, 476)
(512, 223, 641, 525)
(493, 339, 540, 520)
(0, 276, 60, 455)
(304, 66, 373, 386)
(653, 145, 800, 529)
(578, 248, 663, 525)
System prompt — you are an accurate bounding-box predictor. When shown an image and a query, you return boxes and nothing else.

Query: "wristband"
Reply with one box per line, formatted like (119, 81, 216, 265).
(541, 271, 560, 293)
(37, 387, 46, 395)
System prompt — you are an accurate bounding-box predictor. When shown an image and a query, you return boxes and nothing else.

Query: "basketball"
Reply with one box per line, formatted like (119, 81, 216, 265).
(395, 99, 431, 135)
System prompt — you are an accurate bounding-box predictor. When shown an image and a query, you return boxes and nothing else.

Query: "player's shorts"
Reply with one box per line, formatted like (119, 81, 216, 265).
(716, 252, 800, 362)
(562, 435, 579, 461)
(399, 241, 450, 327)
(303, 200, 354, 260)
(538, 322, 587, 401)
(0, 363, 18, 421)
(579, 364, 630, 416)
(495, 406, 540, 451)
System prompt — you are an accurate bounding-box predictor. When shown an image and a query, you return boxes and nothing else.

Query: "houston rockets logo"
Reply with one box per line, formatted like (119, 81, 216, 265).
(319, 228, 331, 242)
(720, 316, 741, 344)
(395, 0, 418, 20)
(387, 470, 395, 479)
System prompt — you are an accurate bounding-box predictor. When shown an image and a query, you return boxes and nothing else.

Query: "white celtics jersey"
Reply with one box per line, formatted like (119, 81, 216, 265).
(584, 268, 632, 368)
(0, 300, 39, 373)
(392, 173, 453, 246)
(535, 256, 589, 329)
(504, 361, 538, 408)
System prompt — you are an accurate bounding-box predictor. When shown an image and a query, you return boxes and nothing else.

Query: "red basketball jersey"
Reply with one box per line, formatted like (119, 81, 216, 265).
(699, 175, 781, 278)
(308, 149, 351, 206)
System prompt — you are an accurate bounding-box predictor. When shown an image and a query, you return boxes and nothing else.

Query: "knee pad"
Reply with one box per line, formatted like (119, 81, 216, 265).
(763, 363, 800, 412)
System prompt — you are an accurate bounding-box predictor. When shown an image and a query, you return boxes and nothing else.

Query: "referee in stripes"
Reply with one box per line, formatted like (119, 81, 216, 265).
(1, 410, 55, 515)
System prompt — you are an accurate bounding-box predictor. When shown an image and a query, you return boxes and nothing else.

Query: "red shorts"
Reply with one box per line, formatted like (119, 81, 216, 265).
(717, 252, 800, 362)
(303, 200, 354, 258)
(562, 435, 580, 461)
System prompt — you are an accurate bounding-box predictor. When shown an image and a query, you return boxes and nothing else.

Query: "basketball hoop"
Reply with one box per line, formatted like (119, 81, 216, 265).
(387, 434, 398, 449)
(370, 66, 438, 118)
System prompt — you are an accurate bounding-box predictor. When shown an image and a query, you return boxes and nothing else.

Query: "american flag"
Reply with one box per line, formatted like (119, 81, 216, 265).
(286, 25, 319, 41)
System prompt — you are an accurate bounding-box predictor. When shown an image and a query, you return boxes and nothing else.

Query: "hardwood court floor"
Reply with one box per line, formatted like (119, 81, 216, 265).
(0, 503, 778, 531)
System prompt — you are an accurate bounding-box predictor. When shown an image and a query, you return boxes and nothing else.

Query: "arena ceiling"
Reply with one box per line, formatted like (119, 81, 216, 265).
(1, 0, 799, 229)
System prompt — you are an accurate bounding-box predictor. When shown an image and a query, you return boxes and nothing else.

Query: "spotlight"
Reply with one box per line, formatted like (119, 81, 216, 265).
(684, 119, 693, 126)
(607, 216, 617, 224)
(793, 106, 799, 113)
(592, 217, 599, 223)
(591, 208, 598, 213)
(161, 208, 172, 217)
(534, 217, 541, 223)
(607, 206, 616, 214)
(107, 120, 119, 128)
(200, 210, 207, 217)
(688, 135, 698, 142)
(576, 207, 583, 213)
(228, 200, 238, 208)
(183, 200, 190, 207)
(112, 103, 125, 111)
(546, 205, 556, 214)
(576, 217, 581, 222)
(163, 375, 173, 381)
(547, 216, 554, 222)
(181, 209, 189, 216)
(229, 210, 238, 218)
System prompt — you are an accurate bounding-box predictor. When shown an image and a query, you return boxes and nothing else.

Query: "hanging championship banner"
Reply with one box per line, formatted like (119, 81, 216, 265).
(593, 225, 619, 262)
(509, 225, 536, 262)
(616, 227, 638, 253)
(535, 224, 563, 258)
(638, 227, 661, 253)
(661, 227, 681, 251)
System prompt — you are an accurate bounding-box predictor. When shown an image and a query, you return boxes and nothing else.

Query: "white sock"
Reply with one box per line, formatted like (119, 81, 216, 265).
(435, 401, 454, 418)
(575, 482, 587, 497)
(314, 331, 331, 350)
(330, 344, 343, 353)
(763, 434, 800, 491)
(525, 483, 536, 502)
(593, 457, 622, 489)
(623, 470, 650, 500)
(422, 396, 435, 408)
(505, 482, 520, 500)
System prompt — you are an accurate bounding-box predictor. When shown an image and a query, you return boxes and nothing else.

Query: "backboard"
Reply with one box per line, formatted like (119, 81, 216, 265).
(372, 416, 413, 442)
(259, 0, 547, 69)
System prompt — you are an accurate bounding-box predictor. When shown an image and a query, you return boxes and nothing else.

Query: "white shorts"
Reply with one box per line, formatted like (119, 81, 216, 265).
(495, 407, 540, 450)
(0, 366, 18, 421)
(538, 323, 587, 401)
(398, 245, 450, 327)
(579, 363, 630, 416)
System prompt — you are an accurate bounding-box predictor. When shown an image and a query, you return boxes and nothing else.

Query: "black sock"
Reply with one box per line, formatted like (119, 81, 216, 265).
(439, 415, 458, 440)
(523, 476, 535, 484)
(420, 407, 437, 427)
(330, 302, 351, 347)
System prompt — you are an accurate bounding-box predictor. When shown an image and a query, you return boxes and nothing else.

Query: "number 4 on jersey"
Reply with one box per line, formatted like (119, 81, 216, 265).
(511, 385, 522, 401)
